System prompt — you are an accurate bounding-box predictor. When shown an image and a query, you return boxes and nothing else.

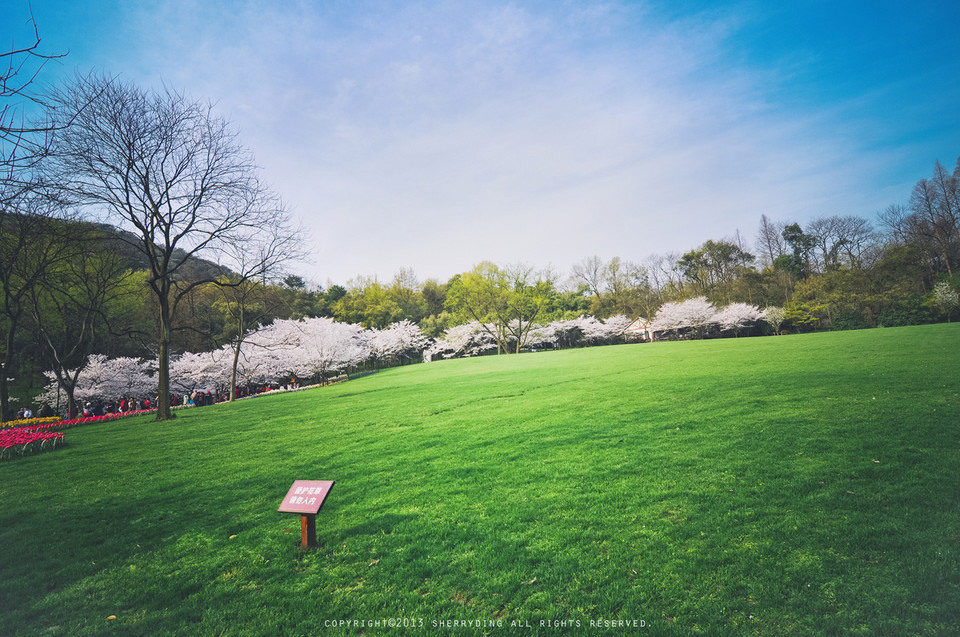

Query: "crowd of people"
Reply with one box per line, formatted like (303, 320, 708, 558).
(80, 397, 153, 417)
(22, 377, 305, 420)
(7, 375, 309, 422)
(17, 404, 56, 418)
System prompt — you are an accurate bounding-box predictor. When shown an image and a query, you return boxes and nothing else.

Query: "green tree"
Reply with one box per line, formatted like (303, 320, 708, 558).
(29, 230, 142, 416)
(0, 202, 74, 420)
(783, 302, 826, 332)
(421, 279, 447, 317)
(779, 223, 816, 279)
(446, 262, 555, 353)
(445, 262, 511, 353)
(333, 277, 403, 328)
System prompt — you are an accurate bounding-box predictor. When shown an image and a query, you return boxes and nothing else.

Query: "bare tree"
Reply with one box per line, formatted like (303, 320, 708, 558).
(602, 257, 649, 317)
(1, 8, 69, 201)
(569, 255, 605, 297)
(806, 215, 876, 272)
(910, 177, 956, 275)
(49, 75, 301, 420)
(649, 251, 684, 298)
(644, 253, 665, 303)
(837, 216, 876, 268)
(807, 216, 843, 273)
(930, 160, 960, 244)
(755, 214, 786, 268)
(878, 204, 910, 244)
(878, 159, 960, 278)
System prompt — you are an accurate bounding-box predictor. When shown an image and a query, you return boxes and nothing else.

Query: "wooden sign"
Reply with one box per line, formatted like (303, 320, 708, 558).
(278, 480, 335, 515)
(278, 480, 334, 548)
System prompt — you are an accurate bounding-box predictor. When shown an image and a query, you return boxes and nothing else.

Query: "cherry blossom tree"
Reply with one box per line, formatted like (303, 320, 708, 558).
(368, 320, 429, 367)
(548, 318, 587, 349)
(527, 315, 636, 349)
(36, 354, 154, 414)
(247, 317, 369, 381)
(170, 350, 231, 395)
(297, 317, 369, 379)
(563, 315, 633, 343)
(652, 297, 718, 338)
(525, 323, 560, 349)
(715, 303, 765, 337)
(601, 314, 634, 341)
(85, 356, 156, 401)
(424, 321, 497, 360)
(569, 316, 607, 343)
(932, 281, 959, 321)
(240, 318, 304, 382)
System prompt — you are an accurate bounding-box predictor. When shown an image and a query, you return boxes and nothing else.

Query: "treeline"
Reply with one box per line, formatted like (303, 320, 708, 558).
(319, 158, 960, 334)
(6, 157, 960, 414)
(3, 24, 958, 420)
(308, 157, 960, 334)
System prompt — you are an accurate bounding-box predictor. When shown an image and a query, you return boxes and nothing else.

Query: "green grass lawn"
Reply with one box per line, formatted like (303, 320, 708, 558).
(2, 324, 959, 635)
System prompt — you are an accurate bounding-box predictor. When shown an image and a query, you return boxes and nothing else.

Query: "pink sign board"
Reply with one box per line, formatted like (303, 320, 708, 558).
(278, 480, 335, 515)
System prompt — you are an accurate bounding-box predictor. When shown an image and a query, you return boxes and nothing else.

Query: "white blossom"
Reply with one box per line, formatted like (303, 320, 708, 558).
(425, 321, 497, 359)
(36, 354, 155, 404)
(367, 320, 429, 363)
(715, 303, 764, 333)
(170, 349, 231, 393)
(602, 314, 634, 338)
(249, 317, 369, 378)
(933, 282, 959, 315)
(525, 323, 559, 348)
(652, 297, 718, 333)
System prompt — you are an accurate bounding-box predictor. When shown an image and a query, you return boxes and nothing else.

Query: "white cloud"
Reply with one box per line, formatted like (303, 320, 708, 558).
(106, 1, 896, 282)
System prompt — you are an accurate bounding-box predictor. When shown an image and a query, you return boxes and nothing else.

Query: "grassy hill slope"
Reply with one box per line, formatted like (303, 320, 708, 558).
(1, 324, 958, 635)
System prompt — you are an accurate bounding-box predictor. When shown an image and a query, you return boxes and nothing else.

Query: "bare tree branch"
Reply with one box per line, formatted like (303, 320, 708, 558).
(48, 74, 302, 420)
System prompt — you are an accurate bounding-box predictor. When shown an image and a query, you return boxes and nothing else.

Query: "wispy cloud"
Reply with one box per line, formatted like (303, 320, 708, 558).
(86, 1, 911, 281)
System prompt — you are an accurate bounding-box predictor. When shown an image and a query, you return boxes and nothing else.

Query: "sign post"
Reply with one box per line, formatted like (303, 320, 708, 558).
(277, 480, 335, 549)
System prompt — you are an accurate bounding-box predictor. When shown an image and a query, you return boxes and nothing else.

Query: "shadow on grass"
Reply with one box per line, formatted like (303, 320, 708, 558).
(340, 513, 419, 537)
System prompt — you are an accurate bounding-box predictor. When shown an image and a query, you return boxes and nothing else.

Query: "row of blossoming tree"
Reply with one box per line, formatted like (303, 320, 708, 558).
(36, 299, 783, 414)
(35, 318, 428, 415)
(651, 298, 785, 338)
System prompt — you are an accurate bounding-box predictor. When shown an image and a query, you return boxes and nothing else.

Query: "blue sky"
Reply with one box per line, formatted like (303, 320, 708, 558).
(3, 0, 958, 284)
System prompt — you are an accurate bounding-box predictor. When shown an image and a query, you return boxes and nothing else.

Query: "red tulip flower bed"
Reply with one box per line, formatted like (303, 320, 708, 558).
(0, 409, 157, 460)
(0, 429, 65, 460)
(5, 409, 157, 431)
(50, 409, 157, 429)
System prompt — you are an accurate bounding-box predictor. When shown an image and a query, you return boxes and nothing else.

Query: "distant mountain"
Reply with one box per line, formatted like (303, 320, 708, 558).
(89, 223, 237, 281)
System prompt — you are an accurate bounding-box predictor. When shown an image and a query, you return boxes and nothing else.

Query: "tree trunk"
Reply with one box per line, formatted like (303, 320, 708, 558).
(156, 300, 174, 421)
(229, 341, 241, 401)
(0, 368, 9, 422)
(0, 321, 16, 422)
(65, 385, 77, 419)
